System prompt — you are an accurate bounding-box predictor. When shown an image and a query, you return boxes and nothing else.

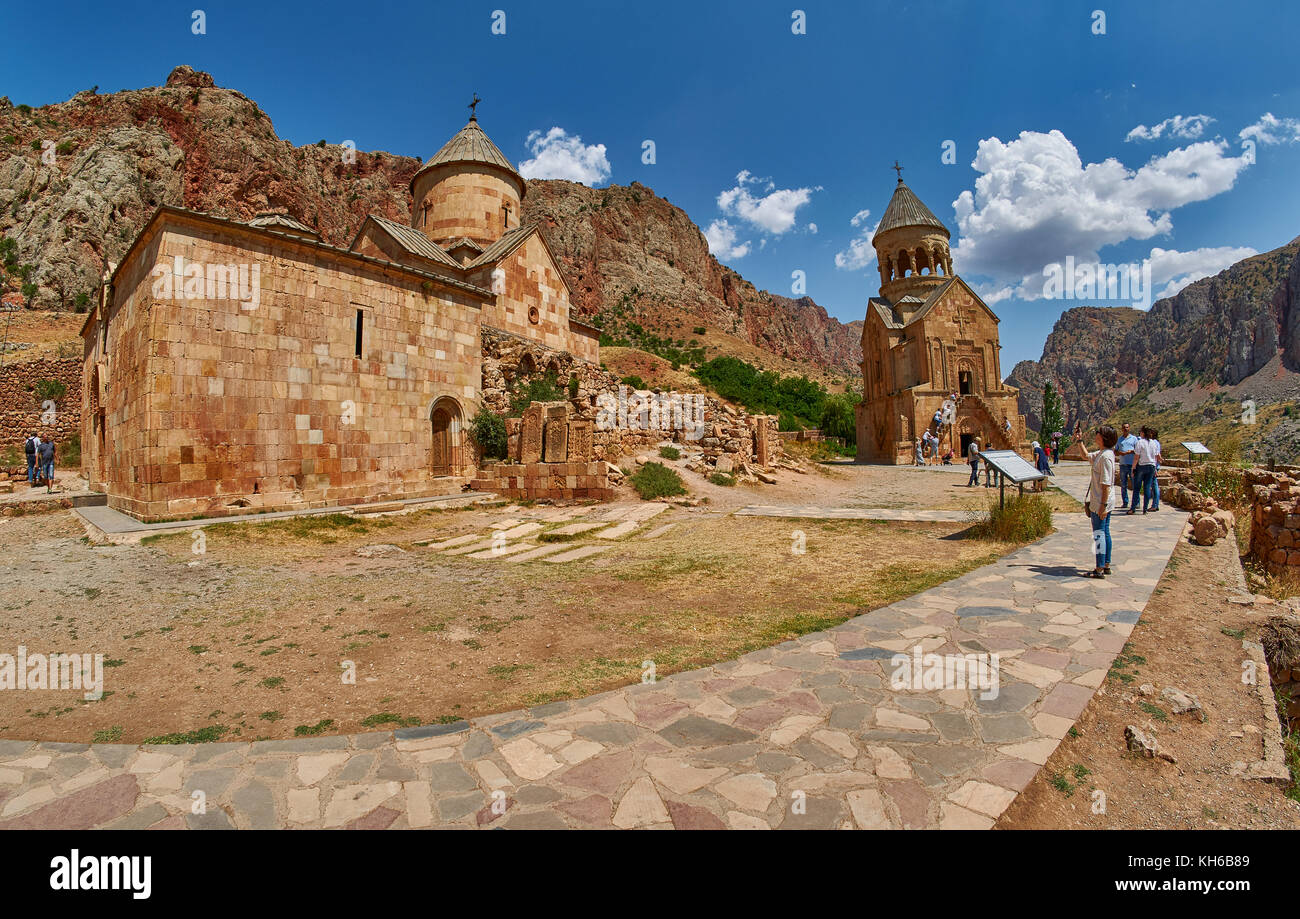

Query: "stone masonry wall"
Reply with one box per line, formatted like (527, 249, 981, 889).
(0, 356, 82, 455)
(1247, 468, 1300, 575)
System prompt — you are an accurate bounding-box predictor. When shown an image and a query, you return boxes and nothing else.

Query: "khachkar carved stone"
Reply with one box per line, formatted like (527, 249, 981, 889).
(567, 417, 594, 462)
(520, 404, 546, 464)
(543, 403, 570, 463)
(753, 415, 772, 467)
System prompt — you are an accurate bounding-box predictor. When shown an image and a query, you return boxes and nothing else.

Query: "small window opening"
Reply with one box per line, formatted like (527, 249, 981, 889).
(355, 309, 364, 358)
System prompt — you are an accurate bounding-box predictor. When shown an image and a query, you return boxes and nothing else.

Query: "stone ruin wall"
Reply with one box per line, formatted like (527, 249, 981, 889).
(0, 357, 82, 475)
(479, 326, 782, 479)
(1158, 463, 1300, 573)
(1245, 468, 1300, 575)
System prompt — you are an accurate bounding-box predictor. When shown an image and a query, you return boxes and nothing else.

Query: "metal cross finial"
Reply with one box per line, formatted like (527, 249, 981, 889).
(468, 93, 482, 119)
(893, 161, 904, 182)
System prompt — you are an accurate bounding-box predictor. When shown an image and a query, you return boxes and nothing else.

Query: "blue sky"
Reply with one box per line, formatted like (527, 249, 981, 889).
(3, 0, 1298, 370)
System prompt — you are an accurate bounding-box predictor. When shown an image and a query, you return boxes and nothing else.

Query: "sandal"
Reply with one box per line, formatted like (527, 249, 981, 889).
(1084, 569, 1105, 579)
(1103, 566, 1112, 575)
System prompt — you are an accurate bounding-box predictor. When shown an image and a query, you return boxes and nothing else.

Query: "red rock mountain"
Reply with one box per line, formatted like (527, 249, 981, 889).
(0, 66, 862, 380)
(1006, 237, 1300, 434)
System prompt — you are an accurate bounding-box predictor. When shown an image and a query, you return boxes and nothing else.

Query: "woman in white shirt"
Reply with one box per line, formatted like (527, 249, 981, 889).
(1126, 426, 1162, 514)
(1085, 424, 1120, 578)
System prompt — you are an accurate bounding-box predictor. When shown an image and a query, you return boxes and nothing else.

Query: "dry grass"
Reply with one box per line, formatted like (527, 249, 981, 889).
(0, 503, 1021, 743)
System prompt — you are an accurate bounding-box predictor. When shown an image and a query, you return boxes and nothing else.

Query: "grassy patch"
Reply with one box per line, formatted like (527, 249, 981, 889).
(967, 495, 1053, 543)
(658, 445, 681, 461)
(630, 462, 686, 500)
(359, 712, 421, 727)
(92, 725, 123, 743)
(708, 472, 737, 487)
(142, 725, 229, 744)
(294, 719, 335, 736)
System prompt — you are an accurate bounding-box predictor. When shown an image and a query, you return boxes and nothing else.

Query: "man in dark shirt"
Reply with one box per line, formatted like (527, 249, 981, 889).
(37, 439, 55, 493)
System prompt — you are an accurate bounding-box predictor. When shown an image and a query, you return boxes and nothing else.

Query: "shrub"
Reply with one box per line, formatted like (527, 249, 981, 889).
(567, 374, 580, 399)
(693, 326, 706, 336)
(630, 461, 686, 500)
(34, 379, 67, 403)
(470, 408, 508, 460)
(658, 445, 681, 460)
(969, 495, 1053, 543)
(708, 472, 736, 487)
(509, 369, 563, 416)
(1192, 464, 1247, 510)
(60, 433, 81, 468)
(620, 374, 646, 390)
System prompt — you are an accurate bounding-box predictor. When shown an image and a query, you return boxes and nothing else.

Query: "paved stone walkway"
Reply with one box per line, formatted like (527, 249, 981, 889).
(0, 472, 1188, 829)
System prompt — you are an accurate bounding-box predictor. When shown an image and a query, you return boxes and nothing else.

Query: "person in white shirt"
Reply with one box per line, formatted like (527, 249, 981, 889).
(1126, 426, 1163, 514)
(1085, 424, 1120, 577)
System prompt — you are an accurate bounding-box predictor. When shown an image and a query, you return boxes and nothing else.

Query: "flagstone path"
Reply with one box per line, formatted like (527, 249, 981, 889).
(0, 471, 1189, 829)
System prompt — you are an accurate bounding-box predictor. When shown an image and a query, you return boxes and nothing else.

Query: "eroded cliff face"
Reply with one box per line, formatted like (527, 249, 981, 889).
(1006, 239, 1300, 433)
(521, 179, 862, 377)
(0, 66, 863, 379)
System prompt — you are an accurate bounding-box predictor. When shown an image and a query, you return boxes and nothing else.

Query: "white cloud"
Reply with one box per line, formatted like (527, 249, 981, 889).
(518, 127, 611, 185)
(807, 223, 818, 234)
(1125, 114, 1214, 142)
(950, 128, 1249, 294)
(834, 208, 879, 271)
(1148, 245, 1258, 299)
(1239, 112, 1300, 146)
(704, 219, 751, 260)
(716, 170, 816, 235)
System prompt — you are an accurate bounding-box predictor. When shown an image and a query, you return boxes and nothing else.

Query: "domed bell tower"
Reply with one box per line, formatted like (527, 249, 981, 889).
(872, 163, 952, 310)
(410, 96, 527, 251)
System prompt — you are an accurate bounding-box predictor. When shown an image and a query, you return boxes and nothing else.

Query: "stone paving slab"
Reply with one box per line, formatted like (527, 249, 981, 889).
(5, 472, 1188, 830)
(543, 545, 615, 564)
(735, 505, 971, 522)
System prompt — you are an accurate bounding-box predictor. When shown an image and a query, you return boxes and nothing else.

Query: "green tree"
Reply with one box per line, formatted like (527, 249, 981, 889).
(1040, 381, 1064, 440)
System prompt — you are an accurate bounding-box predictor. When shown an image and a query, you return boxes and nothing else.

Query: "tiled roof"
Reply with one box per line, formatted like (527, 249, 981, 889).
(467, 223, 535, 269)
(877, 181, 949, 236)
(247, 212, 319, 237)
(869, 299, 903, 329)
(411, 118, 523, 191)
(364, 215, 462, 269)
(446, 237, 484, 254)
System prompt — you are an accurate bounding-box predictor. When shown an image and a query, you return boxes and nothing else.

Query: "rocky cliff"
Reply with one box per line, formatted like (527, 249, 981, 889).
(1007, 238, 1300, 433)
(0, 66, 862, 379)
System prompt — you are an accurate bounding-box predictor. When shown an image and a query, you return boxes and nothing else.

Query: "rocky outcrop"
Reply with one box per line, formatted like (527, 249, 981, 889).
(0, 67, 862, 381)
(521, 179, 862, 378)
(1007, 239, 1300, 435)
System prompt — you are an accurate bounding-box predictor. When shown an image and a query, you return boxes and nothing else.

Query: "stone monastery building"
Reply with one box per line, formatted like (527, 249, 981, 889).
(80, 113, 600, 521)
(855, 173, 1027, 464)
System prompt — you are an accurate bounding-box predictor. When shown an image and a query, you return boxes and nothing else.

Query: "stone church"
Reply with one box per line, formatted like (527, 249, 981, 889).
(855, 174, 1027, 464)
(79, 112, 601, 521)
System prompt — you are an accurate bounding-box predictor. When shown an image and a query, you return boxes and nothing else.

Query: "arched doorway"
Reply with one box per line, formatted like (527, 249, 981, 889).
(430, 397, 464, 476)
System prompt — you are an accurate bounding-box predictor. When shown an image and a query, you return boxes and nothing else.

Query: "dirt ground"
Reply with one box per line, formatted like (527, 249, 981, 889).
(998, 531, 1300, 829)
(0, 463, 1035, 744)
(0, 309, 83, 362)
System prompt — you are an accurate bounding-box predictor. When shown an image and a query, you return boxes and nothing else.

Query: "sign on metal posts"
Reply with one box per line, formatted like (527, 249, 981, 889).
(978, 449, 1047, 508)
(1182, 441, 1211, 465)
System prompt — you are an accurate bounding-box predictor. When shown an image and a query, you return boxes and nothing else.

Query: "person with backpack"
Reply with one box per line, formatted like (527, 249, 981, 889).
(24, 433, 40, 485)
(1127, 426, 1162, 514)
(37, 437, 55, 493)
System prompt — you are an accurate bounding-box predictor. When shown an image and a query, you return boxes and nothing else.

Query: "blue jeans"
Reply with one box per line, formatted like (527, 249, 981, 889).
(1090, 511, 1112, 569)
(1129, 465, 1155, 511)
(26, 457, 36, 483)
(40, 461, 53, 484)
(1149, 467, 1161, 509)
(1119, 463, 1133, 506)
